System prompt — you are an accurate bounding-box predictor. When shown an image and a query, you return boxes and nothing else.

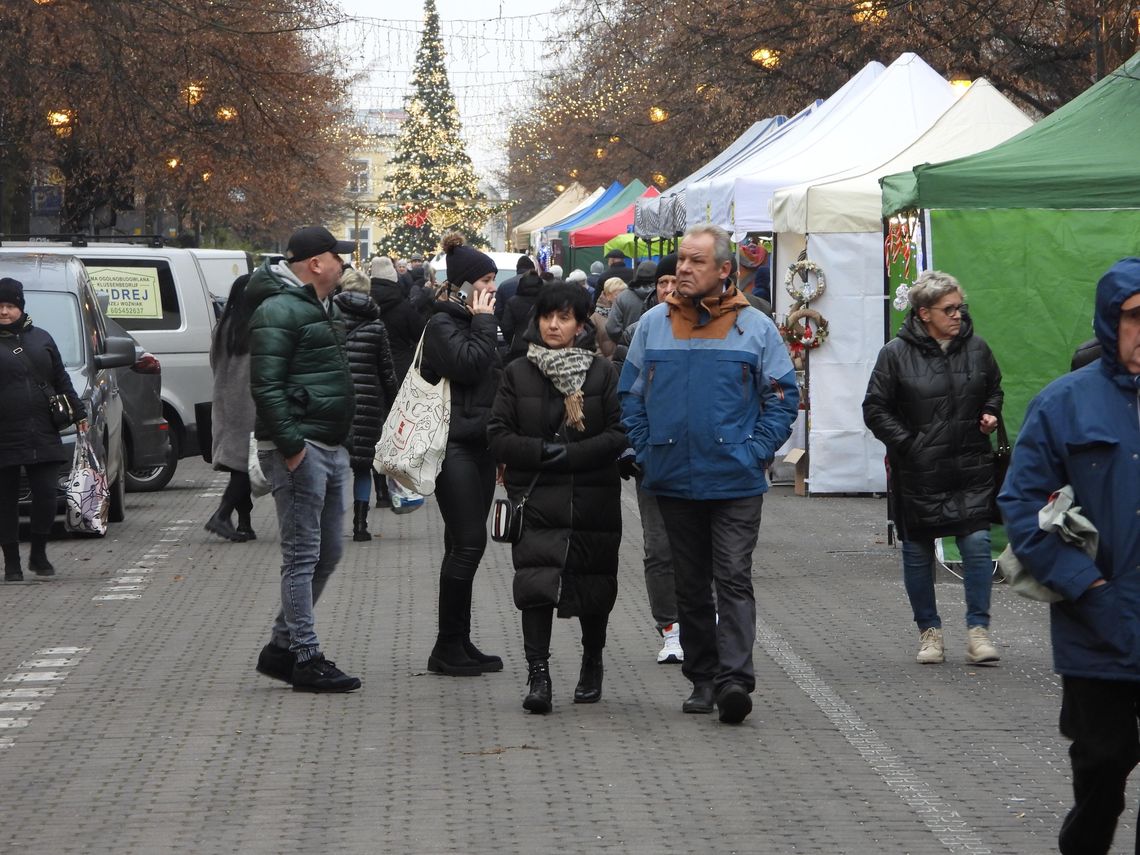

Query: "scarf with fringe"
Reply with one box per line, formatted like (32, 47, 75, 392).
(526, 343, 594, 431)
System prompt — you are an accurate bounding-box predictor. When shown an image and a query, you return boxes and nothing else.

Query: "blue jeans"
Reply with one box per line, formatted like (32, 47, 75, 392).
(262, 442, 349, 662)
(352, 466, 372, 503)
(901, 529, 992, 631)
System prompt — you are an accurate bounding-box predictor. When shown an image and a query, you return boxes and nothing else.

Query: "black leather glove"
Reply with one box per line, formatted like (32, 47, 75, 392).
(618, 453, 640, 480)
(540, 442, 568, 468)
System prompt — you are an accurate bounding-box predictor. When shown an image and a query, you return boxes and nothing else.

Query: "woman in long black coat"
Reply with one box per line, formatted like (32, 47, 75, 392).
(487, 282, 627, 714)
(863, 270, 1003, 668)
(0, 277, 85, 580)
(334, 269, 400, 541)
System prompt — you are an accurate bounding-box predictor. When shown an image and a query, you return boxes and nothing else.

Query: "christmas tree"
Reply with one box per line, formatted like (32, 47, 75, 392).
(372, 0, 507, 258)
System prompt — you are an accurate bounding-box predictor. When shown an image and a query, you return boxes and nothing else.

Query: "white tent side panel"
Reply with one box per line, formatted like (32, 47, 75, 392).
(790, 231, 888, 493)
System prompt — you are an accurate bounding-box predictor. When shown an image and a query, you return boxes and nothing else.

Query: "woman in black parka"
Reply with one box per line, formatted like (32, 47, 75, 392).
(0, 277, 85, 580)
(334, 268, 400, 542)
(420, 234, 503, 677)
(863, 270, 1003, 668)
(487, 283, 627, 714)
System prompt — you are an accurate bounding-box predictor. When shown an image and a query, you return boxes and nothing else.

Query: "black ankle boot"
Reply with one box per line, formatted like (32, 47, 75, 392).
(236, 515, 256, 541)
(29, 536, 54, 577)
(3, 543, 22, 582)
(458, 582, 502, 672)
(352, 501, 372, 542)
(204, 508, 243, 542)
(573, 651, 603, 704)
(523, 660, 552, 714)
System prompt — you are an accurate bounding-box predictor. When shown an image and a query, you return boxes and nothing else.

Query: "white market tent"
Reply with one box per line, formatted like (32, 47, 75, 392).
(511, 182, 596, 250)
(527, 185, 605, 250)
(683, 60, 886, 233)
(768, 79, 1034, 493)
(635, 115, 787, 238)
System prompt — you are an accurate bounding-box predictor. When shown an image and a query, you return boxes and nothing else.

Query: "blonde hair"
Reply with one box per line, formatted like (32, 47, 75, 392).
(339, 268, 371, 295)
(603, 276, 627, 297)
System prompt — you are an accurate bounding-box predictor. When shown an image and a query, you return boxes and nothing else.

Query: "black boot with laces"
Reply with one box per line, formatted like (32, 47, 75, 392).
(523, 660, 552, 714)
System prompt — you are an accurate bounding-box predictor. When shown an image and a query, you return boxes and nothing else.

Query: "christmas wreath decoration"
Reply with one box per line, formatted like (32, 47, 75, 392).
(779, 306, 829, 355)
(784, 259, 827, 303)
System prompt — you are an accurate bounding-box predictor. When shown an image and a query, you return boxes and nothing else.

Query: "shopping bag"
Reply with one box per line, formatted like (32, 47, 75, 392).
(374, 330, 451, 495)
(64, 425, 109, 536)
(387, 476, 425, 515)
(248, 433, 271, 498)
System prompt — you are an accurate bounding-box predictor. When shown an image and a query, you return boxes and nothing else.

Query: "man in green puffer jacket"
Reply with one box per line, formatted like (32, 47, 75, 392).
(247, 226, 360, 694)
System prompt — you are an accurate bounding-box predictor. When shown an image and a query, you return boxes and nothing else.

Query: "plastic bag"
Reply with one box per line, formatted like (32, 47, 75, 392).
(64, 425, 109, 536)
(387, 476, 425, 515)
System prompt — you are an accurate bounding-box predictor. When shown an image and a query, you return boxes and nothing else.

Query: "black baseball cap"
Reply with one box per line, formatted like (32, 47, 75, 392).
(285, 226, 355, 263)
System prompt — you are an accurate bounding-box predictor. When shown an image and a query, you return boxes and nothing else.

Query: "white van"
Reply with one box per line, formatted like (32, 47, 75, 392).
(0, 237, 218, 490)
(188, 248, 253, 315)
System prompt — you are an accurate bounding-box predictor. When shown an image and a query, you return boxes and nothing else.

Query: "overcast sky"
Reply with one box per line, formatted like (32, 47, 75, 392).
(335, 0, 564, 181)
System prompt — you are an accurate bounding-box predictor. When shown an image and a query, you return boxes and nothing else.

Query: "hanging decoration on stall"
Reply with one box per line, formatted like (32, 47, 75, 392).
(779, 258, 829, 368)
(885, 213, 920, 281)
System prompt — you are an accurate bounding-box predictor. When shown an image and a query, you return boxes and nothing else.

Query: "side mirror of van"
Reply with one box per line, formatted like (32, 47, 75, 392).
(96, 335, 137, 370)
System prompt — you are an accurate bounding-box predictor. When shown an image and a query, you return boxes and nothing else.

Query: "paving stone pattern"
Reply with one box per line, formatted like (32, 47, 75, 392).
(0, 459, 1132, 853)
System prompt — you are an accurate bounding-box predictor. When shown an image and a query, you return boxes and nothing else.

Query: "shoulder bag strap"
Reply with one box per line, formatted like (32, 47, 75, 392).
(517, 413, 568, 505)
(1, 334, 55, 394)
(995, 413, 1010, 454)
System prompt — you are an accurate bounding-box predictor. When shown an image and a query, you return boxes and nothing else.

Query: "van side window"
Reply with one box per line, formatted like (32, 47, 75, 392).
(81, 259, 181, 331)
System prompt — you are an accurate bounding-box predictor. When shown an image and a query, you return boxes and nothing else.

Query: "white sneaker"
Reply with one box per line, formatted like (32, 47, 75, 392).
(916, 627, 945, 664)
(657, 623, 683, 664)
(966, 626, 1000, 665)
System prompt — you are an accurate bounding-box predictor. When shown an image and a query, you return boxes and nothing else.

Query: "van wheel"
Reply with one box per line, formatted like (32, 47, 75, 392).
(126, 430, 178, 492)
(108, 439, 127, 523)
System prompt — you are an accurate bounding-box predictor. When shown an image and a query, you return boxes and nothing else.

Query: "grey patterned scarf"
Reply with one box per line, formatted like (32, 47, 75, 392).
(526, 344, 594, 431)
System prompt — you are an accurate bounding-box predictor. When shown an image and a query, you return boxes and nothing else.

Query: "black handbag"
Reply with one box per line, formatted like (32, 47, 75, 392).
(491, 469, 540, 545)
(990, 414, 1011, 524)
(2, 337, 76, 431)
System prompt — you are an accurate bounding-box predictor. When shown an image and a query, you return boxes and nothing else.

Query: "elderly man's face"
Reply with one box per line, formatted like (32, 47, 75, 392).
(675, 233, 732, 299)
(1119, 292, 1140, 374)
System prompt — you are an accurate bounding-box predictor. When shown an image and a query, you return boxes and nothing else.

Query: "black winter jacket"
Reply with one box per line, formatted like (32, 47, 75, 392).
(0, 316, 85, 468)
(333, 291, 400, 470)
(863, 312, 1003, 540)
(370, 276, 426, 383)
(487, 327, 626, 615)
(502, 273, 542, 362)
(420, 299, 502, 445)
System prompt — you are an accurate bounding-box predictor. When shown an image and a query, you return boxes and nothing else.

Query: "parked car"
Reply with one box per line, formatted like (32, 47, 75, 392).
(0, 237, 219, 490)
(0, 254, 136, 531)
(103, 316, 171, 492)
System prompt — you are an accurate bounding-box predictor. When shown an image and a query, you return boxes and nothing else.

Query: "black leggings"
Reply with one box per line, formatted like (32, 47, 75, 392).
(522, 606, 609, 662)
(433, 441, 496, 582)
(0, 462, 60, 543)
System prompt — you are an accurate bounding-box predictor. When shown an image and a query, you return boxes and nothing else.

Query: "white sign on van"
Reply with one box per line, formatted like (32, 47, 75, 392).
(85, 267, 163, 319)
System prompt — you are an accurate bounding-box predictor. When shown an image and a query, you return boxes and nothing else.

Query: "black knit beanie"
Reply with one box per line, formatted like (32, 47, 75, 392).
(655, 253, 678, 281)
(0, 278, 25, 311)
(442, 234, 496, 286)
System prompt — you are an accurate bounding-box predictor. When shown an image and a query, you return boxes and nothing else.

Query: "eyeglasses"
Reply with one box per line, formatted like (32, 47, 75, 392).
(931, 303, 967, 318)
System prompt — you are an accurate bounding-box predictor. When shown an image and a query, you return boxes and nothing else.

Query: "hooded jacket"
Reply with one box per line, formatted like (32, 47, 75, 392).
(502, 272, 542, 361)
(863, 311, 1003, 540)
(487, 321, 626, 615)
(998, 258, 1140, 681)
(246, 259, 354, 457)
(0, 314, 85, 468)
(370, 276, 426, 383)
(605, 275, 654, 342)
(619, 286, 799, 500)
(333, 290, 400, 470)
(420, 298, 502, 445)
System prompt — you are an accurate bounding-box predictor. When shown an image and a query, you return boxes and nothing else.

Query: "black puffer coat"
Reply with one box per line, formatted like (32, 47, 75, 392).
(502, 272, 542, 362)
(0, 315, 85, 468)
(421, 299, 501, 445)
(863, 312, 1003, 540)
(333, 291, 400, 470)
(487, 326, 627, 616)
(370, 276, 426, 383)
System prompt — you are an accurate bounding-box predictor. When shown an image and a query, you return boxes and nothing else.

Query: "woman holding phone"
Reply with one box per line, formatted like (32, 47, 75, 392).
(420, 233, 504, 676)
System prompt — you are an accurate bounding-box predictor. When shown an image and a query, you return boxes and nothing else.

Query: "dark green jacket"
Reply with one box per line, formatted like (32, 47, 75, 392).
(247, 260, 354, 457)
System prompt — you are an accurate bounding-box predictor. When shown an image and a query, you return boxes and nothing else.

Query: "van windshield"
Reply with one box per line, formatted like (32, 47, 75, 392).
(22, 292, 84, 368)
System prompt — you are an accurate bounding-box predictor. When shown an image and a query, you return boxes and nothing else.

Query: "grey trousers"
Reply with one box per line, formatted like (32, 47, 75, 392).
(635, 474, 677, 629)
(656, 494, 764, 694)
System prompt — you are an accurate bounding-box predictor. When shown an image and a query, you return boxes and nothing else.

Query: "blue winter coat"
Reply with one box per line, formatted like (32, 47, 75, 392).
(619, 287, 799, 500)
(998, 257, 1140, 681)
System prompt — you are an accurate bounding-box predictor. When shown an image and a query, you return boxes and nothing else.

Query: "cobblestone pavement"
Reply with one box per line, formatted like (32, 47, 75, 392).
(0, 458, 1131, 854)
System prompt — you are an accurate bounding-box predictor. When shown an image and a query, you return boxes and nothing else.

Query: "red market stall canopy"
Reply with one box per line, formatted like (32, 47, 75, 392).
(569, 187, 660, 248)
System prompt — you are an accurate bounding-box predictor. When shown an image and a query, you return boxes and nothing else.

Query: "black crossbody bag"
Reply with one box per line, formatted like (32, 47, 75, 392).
(492, 415, 567, 545)
(2, 336, 76, 431)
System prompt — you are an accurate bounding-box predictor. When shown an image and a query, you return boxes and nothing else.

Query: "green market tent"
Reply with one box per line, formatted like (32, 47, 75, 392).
(881, 51, 1140, 437)
(554, 180, 647, 272)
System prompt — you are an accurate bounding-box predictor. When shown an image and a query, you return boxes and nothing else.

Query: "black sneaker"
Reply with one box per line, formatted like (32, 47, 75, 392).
(292, 654, 362, 693)
(255, 643, 295, 684)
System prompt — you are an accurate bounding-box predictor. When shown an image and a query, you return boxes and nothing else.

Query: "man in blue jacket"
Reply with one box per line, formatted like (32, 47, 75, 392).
(998, 257, 1140, 855)
(619, 224, 799, 724)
